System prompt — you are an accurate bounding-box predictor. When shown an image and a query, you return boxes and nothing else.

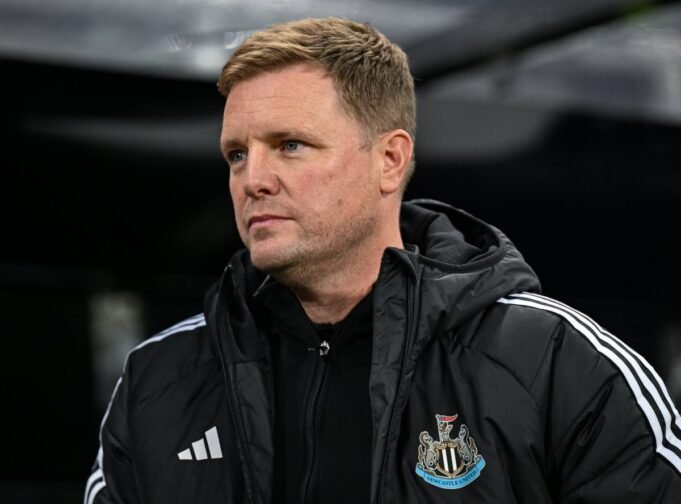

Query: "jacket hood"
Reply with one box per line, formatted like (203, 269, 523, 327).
(395, 199, 541, 347)
(401, 200, 496, 267)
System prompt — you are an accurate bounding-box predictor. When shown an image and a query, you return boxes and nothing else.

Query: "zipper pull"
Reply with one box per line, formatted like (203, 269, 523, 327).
(308, 340, 331, 357)
(319, 341, 330, 356)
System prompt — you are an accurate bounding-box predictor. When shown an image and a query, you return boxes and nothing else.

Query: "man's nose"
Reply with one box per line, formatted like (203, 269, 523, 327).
(243, 147, 280, 198)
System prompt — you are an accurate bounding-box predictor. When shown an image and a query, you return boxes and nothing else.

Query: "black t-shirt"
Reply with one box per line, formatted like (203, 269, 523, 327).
(257, 284, 373, 504)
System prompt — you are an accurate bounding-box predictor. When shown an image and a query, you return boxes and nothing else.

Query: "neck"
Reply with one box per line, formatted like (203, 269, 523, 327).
(286, 235, 403, 324)
(296, 284, 373, 324)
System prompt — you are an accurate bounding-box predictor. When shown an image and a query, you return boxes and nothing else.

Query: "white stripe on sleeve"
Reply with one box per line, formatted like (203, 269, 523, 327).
(87, 313, 207, 501)
(87, 480, 107, 504)
(498, 293, 681, 474)
(84, 468, 103, 504)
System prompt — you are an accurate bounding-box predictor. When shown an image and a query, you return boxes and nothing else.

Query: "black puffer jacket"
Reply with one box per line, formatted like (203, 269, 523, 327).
(85, 200, 681, 503)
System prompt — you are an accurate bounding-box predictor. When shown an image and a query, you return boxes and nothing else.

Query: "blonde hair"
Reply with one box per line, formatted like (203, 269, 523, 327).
(217, 17, 416, 187)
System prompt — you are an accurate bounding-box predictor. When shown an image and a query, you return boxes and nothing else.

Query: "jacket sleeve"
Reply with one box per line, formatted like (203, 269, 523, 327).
(544, 316, 681, 503)
(84, 365, 140, 504)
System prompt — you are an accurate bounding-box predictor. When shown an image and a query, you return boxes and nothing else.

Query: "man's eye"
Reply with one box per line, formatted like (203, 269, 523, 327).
(227, 150, 247, 164)
(283, 140, 303, 151)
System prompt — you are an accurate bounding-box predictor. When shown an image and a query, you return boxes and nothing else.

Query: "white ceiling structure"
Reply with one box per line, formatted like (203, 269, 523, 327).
(428, 4, 681, 125)
(0, 0, 473, 78)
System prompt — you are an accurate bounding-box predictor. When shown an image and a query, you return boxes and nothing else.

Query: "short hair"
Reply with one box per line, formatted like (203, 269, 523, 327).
(217, 17, 416, 189)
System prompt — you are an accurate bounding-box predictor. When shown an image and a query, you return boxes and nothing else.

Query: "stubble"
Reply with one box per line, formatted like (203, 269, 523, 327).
(251, 203, 379, 289)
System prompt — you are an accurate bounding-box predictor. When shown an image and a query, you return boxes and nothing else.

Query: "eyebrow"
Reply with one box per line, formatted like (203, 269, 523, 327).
(220, 138, 242, 155)
(264, 130, 317, 142)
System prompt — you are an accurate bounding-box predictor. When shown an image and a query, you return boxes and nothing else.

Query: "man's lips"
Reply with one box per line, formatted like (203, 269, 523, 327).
(247, 215, 291, 229)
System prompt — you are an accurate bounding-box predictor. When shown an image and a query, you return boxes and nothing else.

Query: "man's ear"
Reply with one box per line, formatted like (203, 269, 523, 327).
(376, 129, 414, 195)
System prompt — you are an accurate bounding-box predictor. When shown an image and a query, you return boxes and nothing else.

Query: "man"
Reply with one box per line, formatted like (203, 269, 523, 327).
(85, 17, 681, 504)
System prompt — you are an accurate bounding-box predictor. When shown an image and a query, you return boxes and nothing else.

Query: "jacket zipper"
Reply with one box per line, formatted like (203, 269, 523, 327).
(377, 279, 417, 504)
(299, 340, 330, 504)
(214, 265, 257, 504)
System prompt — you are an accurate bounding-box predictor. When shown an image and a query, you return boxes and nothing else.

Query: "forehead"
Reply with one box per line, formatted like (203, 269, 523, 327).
(221, 64, 355, 139)
(227, 63, 333, 105)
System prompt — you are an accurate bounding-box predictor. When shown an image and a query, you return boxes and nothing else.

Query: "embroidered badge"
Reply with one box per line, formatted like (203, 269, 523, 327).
(415, 414, 486, 490)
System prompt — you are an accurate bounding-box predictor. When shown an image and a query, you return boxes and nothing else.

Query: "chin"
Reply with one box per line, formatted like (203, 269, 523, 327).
(248, 247, 295, 274)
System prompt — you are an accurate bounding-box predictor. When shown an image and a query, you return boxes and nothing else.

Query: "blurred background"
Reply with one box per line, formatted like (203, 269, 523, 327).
(1, 0, 681, 501)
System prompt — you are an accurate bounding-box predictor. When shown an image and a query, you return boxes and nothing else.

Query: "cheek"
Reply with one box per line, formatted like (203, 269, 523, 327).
(229, 180, 247, 231)
(228, 173, 237, 196)
(229, 177, 243, 208)
(292, 171, 333, 206)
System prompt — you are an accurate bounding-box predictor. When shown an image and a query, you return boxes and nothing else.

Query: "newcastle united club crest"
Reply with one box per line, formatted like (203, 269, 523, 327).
(415, 414, 486, 490)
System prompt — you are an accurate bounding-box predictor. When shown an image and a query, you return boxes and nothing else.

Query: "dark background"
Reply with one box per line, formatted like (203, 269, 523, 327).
(2, 1, 681, 501)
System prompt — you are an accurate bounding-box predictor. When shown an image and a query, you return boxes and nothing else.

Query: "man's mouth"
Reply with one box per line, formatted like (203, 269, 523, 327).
(248, 215, 290, 229)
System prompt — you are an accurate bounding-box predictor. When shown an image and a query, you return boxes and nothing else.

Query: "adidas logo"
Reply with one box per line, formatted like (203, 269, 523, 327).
(177, 426, 223, 461)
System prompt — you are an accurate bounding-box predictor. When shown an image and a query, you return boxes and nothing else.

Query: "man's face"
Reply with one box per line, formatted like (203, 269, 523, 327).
(221, 63, 383, 279)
